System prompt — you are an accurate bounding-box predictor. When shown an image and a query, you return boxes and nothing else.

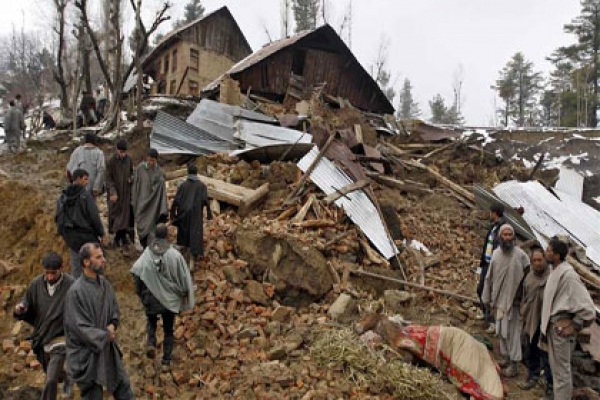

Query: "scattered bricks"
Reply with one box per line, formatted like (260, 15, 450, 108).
(206, 341, 221, 359)
(201, 311, 217, 322)
(29, 360, 41, 370)
(12, 363, 25, 372)
(19, 341, 32, 353)
(2, 339, 15, 353)
(228, 288, 245, 302)
(171, 370, 190, 386)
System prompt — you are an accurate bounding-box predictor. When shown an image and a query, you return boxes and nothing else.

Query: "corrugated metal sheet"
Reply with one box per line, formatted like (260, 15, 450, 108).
(186, 99, 276, 143)
(555, 167, 584, 200)
(493, 180, 600, 269)
(297, 146, 399, 260)
(237, 120, 312, 148)
(150, 111, 234, 156)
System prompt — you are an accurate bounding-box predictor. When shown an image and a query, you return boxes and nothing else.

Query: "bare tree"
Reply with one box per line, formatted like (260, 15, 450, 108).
(280, 0, 291, 38)
(51, 0, 71, 111)
(370, 35, 396, 103)
(74, 0, 170, 132)
(337, 0, 352, 47)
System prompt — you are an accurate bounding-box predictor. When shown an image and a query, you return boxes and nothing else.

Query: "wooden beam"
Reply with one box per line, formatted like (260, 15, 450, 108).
(350, 269, 479, 303)
(323, 180, 370, 205)
(401, 159, 475, 202)
(291, 194, 316, 223)
(239, 183, 270, 217)
(568, 256, 600, 290)
(366, 172, 433, 195)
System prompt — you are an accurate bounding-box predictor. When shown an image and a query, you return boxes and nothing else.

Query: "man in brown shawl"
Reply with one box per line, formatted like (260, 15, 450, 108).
(519, 246, 552, 394)
(541, 238, 596, 400)
(170, 164, 212, 271)
(132, 148, 168, 249)
(482, 224, 529, 377)
(106, 140, 134, 250)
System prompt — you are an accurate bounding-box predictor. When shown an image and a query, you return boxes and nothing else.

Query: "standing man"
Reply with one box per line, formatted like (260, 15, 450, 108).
(13, 252, 75, 400)
(66, 133, 106, 197)
(478, 204, 507, 332)
(3, 100, 25, 153)
(170, 164, 212, 271)
(541, 238, 596, 400)
(106, 140, 134, 250)
(519, 246, 552, 394)
(55, 169, 107, 278)
(132, 148, 168, 249)
(482, 224, 530, 377)
(15, 94, 26, 139)
(64, 243, 134, 399)
(79, 91, 97, 126)
(130, 224, 194, 367)
(96, 90, 107, 120)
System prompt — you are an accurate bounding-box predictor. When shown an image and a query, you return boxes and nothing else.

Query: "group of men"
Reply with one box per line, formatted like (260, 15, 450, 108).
(479, 204, 597, 400)
(11, 133, 212, 399)
(3, 94, 26, 153)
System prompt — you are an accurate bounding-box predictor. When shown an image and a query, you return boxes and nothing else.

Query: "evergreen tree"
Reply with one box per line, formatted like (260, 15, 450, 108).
(446, 101, 464, 125)
(493, 52, 542, 127)
(397, 78, 421, 119)
(553, 0, 600, 127)
(429, 94, 448, 124)
(183, 0, 205, 23)
(293, 0, 319, 32)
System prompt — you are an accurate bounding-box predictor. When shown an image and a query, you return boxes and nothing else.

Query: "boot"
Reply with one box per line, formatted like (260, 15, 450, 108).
(501, 361, 519, 378)
(162, 335, 174, 365)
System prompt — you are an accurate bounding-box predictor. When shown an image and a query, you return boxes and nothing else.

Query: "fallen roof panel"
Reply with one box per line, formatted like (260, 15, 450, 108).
(237, 120, 312, 148)
(555, 167, 584, 200)
(297, 146, 399, 260)
(150, 111, 234, 156)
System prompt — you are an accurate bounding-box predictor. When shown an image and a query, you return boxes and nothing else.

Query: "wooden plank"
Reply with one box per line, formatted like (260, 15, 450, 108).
(568, 256, 600, 290)
(366, 172, 433, 195)
(323, 180, 370, 205)
(581, 323, 600, 362)
(239, 183, 270, 217)
(291, 194, 316, 223)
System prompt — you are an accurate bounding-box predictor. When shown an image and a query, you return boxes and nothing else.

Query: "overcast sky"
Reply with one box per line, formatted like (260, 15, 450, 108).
(0, 0, 583, 125)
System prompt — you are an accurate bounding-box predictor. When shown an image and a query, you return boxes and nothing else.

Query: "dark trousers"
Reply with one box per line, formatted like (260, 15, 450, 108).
(147, 311, 176, 362)
(40, 346, 68, 400)
(477, 262, 493, 323)
(139, 235, 148, 249)
(78, 379, 134, 400)
(524, 329, 553, 387)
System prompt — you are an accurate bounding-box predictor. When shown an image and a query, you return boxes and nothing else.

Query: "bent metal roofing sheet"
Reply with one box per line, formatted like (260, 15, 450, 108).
(297, 146, 399, 260)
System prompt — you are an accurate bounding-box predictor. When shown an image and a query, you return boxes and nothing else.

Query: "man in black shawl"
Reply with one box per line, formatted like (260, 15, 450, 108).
(14, 252, 75, 400)
(170, 164, 212, 271)
(106, 140, 134, 250)
(64, 243, 134, 399)
(132, 148, 168, 249)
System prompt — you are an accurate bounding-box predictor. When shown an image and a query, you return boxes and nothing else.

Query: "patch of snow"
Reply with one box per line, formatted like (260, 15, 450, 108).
(585, 170, 594, 177)
(594, 196, 600, 205)
(522, 158, 535, 169)
(537, 136, 555, 145)
(544, 153, 589, 169)
(461, 128, 495, 145)
(0, 126, 4, 140)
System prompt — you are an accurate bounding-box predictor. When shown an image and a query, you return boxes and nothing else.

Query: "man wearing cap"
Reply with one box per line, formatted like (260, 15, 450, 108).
(483, 224, 530, 377)
(13, 252, 75, 400)
(132, 148, 168, 248)
(541, 238, 596, 400)
(66, 133, 105, 196)
(477, 204, 507, 332)
(106, 140, 134, 250)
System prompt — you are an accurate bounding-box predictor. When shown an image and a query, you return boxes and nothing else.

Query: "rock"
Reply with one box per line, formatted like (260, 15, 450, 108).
(223, 265, 247, 285)
(245, 281, 270, 306)
(29, 360, 41, 370)
(19, 341, 32, 353)
(229, 288, 245, 302)
(384, 290, 414, 312)
(285, 334, 304, 352)
(11, 322, 24, 336)
(327, 294, 354, 321)
(2, 339, 15, 353)
(237, 328, 259, 340)
(171, 370, 190, 386)
(271, 306, 294, 322)
(267, 346, 287, 361)
(206, 341, 221, 359)
(12, 363, 25, 372)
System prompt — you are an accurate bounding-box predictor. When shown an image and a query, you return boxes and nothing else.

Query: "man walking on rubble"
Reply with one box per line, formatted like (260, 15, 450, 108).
(483, 224, 529, 377)
(132, 148, 168, 249)
(541, 238, 596, 400)
(478, 204, 507, 332)
(13, 252, 75, 400)
(130, 224, 194, 368)
(64, 243, 134, 399)
(56, 169, 107, 278)
(106, 140, 135, 251)
(170, 164, 212, 271)
(66, 133, 106, 197)
(3, 100, 25, 153)
(518, 246, 553, 395)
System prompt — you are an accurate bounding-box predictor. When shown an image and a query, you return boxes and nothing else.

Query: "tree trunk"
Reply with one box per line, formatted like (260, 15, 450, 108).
(592, 6, 600, 127)
(135, 0, 144, 129)
(53, 0, 69, 113)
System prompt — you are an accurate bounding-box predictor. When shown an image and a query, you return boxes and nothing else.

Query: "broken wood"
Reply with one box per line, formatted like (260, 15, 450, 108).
(291, 219, 336, 229)
(276, 206, 297, 221)
(284, 132, 337, 205)
(366, 172, 434, 195)
(239, 183, 270, 216)
(323, 180, 370, 205)
(527, 153, 545, 181)
(360, 239, 390, 268)
(401, 159, 475, 202)
(291, 194, 316, 223)
(350, 269, 479, 303)
(324, 230, 354, 248)
(354, 124, 363, 144)
(567, 256, 600, 290)
(327, 260, 341, 285)
(423, 143, 455, 159)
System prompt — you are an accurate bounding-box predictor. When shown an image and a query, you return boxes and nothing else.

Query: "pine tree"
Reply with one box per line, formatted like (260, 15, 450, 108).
(293, 0, 319, 32)
(493, 52, 542, 127)
(183, 0, 205, 23)
(446, 101, 464, 125)
(429, 94, 448, 124)
(397, 78, 421, 119)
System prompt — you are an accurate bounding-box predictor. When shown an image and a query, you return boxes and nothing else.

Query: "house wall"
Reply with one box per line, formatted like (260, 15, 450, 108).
(150, 42, 239, 96)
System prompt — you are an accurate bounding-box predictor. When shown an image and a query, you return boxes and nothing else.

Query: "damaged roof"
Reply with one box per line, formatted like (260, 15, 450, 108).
(203, 24, 395, 115)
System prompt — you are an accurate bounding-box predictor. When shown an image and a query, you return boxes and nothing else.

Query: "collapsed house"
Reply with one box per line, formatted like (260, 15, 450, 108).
(141, 6, 252, 96)
(202, 24, 395, 115)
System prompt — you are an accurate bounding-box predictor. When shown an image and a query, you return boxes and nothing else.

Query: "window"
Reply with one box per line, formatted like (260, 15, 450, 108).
(170, 80, 176, 95)
(172, 49, 177, 73)
(190, 48, 199, 71)
(164, 54, 170, 74)
(189, 80, 199, 96)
